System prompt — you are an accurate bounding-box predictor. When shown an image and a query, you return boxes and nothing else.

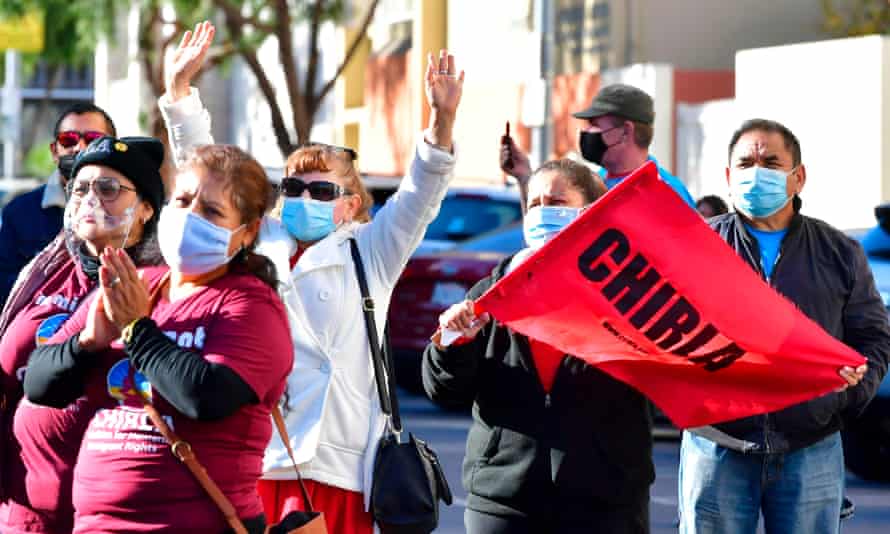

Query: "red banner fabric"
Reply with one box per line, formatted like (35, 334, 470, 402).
(475, 161, 865, 428)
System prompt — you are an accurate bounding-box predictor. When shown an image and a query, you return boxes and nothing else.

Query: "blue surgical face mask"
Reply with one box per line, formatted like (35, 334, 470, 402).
(157, 207, 244, 276)
(523, 205, 581, 249)
(281, 197, 338, 242)
(730, 166, 794, 218)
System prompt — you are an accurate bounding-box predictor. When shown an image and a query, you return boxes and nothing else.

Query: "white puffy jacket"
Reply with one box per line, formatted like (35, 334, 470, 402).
(159, 90, 455, 507)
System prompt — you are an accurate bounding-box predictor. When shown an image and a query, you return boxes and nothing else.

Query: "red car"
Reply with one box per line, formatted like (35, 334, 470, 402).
(388, 223, 525, 392)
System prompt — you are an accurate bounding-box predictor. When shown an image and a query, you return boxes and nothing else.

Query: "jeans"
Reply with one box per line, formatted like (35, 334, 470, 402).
(678, 430, 844, 534)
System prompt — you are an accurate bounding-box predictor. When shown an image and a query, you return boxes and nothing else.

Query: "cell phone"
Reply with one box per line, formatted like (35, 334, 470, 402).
(501, 121, 513, 171)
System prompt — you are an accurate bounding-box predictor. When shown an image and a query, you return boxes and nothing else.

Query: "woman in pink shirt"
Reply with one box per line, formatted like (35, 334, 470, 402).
(25, 145, 293, 533)
(0, 135, 165, 533)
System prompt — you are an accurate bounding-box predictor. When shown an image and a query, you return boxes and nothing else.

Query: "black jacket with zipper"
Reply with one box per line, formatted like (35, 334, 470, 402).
(422, 257, 654, 520)
(695, 202, 890, 454)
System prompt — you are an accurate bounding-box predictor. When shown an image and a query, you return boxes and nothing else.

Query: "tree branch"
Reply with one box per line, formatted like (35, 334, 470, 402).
(315, 0, 381, 107)
(216, 0, 277, 33)
(304, 0, 325, 105)
(273, 0, 311, 145)
(223, 8, 294, 157)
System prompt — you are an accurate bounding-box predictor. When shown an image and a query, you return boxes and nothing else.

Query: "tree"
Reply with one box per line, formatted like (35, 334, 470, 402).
(0, 0, 225, 139)
(822, 0, 890, 37)
(211, 0, 381, 157)
(2, 1, 382, 156)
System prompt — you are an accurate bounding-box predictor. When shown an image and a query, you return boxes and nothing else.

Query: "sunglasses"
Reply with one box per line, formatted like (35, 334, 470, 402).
(56, 130, 106, 149)
(67, 176, 137, 202)
(298, 142, 357, 161)
(279, 177, 349, 202)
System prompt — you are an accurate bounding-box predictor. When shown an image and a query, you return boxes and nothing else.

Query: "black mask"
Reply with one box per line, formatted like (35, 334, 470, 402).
(76, 244, 101, 282)
(579, 130, 609, 165)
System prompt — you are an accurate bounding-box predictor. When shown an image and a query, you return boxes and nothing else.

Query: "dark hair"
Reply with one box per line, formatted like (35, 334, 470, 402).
(533, 159, 607, 203)
(728, 118, 801, 167)
(181, 145, 278, 289)
(53, 102, 117, 137)
(631, 121, 653, 149)
(696, 195, 729, 216)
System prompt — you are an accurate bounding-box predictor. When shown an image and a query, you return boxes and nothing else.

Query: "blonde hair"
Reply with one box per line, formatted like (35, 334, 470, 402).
(284, 146, 373, 223)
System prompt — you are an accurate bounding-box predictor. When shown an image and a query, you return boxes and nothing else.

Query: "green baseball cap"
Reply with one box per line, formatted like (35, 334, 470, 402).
(572, 83, 655, 124)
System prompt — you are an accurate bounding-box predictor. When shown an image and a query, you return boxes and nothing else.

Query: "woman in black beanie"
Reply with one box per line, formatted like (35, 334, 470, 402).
(0, 135, 165, 534)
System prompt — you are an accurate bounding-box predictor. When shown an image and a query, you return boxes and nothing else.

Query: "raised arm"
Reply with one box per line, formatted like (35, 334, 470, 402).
(158, 21, 217, 165)
(357, 50, 465, 289)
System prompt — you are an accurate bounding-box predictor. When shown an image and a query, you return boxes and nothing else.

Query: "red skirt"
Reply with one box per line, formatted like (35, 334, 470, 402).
(257, 479, 373, 534)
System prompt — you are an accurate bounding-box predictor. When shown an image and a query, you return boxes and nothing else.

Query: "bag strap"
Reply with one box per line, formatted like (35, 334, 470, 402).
(143, 403, 248, 534)
(347, 239, 402, 433)
(139, 272, 315, 532)
(271, 406, 316, 512)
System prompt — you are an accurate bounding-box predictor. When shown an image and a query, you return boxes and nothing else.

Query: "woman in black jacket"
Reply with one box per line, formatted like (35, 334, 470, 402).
(423, 158, 654, 534)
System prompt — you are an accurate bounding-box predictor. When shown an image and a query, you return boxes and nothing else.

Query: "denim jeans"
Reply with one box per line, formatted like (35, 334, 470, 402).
(678, 430, 844, 534)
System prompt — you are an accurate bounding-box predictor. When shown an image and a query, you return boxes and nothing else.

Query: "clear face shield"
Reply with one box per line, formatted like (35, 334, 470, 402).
(63, 179, 138, 258)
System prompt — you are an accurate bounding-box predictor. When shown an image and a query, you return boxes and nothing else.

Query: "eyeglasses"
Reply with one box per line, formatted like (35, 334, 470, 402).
(279, 177, 349, 202)
(297, 142, 357, 161)
(56, 130, 106, 149)
(67, 176, 137, 202)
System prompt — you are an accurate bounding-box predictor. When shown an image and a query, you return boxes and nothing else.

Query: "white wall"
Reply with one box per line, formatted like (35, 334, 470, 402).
(676, 99, 739, 201)
(736, 35, 890, 230)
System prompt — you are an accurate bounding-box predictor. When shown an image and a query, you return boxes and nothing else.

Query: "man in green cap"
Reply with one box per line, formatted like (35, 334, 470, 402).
(502, 83, 695, 209)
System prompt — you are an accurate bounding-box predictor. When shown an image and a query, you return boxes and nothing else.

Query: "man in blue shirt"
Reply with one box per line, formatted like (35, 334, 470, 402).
(0, 103, 116, 307)
(501, 83, 695, 209)
(680, 118, 888, 534)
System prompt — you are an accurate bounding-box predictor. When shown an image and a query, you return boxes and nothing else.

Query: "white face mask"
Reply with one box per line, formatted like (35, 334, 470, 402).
(157, 206, 244, 276)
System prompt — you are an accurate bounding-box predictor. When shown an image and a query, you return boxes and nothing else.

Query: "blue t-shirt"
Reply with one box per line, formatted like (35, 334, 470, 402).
(744, 224, 788, 279)
(599, 155, 696, 208)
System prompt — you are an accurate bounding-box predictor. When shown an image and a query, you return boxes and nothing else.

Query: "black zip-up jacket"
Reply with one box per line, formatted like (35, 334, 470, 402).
(422, 258, 654, 520)
(693, 203, 890, 454)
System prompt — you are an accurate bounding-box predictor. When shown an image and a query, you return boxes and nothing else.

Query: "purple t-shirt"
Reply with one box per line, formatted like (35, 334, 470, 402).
(0, 256, 94, 533)
(46, 271, 293, 533)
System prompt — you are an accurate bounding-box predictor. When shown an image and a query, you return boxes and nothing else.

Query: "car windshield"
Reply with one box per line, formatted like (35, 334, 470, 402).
(456, 223, 525, 254)
(424, 196, 521, 242)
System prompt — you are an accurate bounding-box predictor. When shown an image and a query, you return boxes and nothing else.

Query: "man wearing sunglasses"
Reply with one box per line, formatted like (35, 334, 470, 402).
(0, 102, 116, 307)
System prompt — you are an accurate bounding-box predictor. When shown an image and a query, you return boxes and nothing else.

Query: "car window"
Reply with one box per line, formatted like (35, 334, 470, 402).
(424, 197, 521, 241)
(456, 223, 525, 254)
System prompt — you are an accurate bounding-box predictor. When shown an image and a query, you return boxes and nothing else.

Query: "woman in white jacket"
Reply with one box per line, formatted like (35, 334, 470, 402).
(157, 22, 464, 534)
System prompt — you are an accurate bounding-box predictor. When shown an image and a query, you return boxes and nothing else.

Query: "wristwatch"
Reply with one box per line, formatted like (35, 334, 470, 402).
(121, 318, 144, 345)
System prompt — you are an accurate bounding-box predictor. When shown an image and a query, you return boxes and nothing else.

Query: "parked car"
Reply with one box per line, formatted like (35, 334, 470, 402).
(364, 175, 522, 255)
(843, 204, 890, 482)
(388, 222, 524, 392)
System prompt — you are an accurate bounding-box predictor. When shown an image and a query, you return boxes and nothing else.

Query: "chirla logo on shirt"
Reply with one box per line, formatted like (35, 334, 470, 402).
(35, 313, 70, 346)
(107, 358, 152, 406)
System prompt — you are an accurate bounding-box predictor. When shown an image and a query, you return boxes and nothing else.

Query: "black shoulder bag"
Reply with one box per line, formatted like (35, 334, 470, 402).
(348, 239, 452, 534)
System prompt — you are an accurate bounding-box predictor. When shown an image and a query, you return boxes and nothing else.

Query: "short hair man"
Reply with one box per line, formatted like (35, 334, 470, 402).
(502, 83, 695, 210)
(679, 118, 890, 534)
(0, 102, 116, 306)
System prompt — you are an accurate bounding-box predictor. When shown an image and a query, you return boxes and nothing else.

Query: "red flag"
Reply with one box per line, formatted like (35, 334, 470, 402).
(475, 161, 865, 428)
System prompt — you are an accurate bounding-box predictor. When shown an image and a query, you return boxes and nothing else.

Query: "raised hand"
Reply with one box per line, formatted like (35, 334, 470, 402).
(500, 136, 531, 181)
(424, 50, 465, 151)
(166, 21, 216, 102)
